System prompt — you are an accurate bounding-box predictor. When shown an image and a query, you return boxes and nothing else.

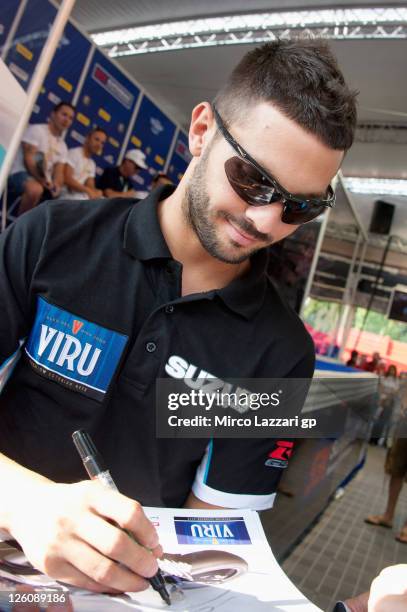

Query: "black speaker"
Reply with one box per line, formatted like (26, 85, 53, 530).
(369, 200, 395, 235)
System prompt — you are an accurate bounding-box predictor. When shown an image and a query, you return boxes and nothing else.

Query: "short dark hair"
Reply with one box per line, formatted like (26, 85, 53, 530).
(52, 101, 75, 114)
(87, 126, 107, 137)
(213, 39, 358, 150)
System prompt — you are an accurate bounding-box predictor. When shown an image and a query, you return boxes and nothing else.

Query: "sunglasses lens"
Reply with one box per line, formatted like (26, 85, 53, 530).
(224, 157, 282, 206)
(224, 157, 328, 225)
(282, 199, 326, 225)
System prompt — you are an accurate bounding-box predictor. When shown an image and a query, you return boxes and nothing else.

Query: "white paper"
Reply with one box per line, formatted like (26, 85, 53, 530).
(0, 508, 321, 611)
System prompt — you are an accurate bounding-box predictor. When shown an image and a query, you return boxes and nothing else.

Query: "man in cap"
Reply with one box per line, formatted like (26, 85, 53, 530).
(97, 149, 147, 198)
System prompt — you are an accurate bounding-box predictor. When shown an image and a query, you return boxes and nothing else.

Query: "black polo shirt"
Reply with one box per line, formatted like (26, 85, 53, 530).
(97, 166, 132, 193)
(0, 185, 315, 509)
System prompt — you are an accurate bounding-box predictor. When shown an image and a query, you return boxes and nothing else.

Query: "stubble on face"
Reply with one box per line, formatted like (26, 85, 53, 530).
(182, 142, 272, 264)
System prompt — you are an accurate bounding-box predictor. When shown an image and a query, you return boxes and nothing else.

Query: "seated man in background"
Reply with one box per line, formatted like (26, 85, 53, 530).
(8, 102, 75, 215)
(61, 127, 106, 200)
(97, 149, 147, 198)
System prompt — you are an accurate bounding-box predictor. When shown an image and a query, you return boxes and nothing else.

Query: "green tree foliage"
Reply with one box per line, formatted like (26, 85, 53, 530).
(354, 308, 407, 342)
(303, 298, 407, 342)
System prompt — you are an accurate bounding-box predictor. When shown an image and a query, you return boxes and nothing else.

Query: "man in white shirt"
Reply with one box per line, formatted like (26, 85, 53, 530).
(61, 128, 107, 200)
(8, 102, 75, 215)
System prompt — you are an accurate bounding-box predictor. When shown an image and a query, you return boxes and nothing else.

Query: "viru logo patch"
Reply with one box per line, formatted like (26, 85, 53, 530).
(25, 297, 128, 401)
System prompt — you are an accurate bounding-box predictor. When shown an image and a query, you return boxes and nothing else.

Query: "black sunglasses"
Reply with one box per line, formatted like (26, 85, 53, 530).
(212, 105, 335, 225)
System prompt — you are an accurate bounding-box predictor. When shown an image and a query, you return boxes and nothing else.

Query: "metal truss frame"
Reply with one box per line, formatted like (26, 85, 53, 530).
(355, 124, 407, 144)
(92, 8, 407, 57)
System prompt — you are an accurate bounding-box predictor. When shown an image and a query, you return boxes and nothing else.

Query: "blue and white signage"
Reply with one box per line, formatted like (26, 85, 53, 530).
(33, 21, 92, 123)
(4, 0, 57, 90)
(0, 0, 21, 50)
(128, 95, 176, 190)
(66, 49, 141, 173)
(174, 517, 251, 545)
(167, 131, 191, 184)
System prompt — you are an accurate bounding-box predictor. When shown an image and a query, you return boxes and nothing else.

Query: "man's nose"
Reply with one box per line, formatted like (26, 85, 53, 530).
(244, 200, 285, 235)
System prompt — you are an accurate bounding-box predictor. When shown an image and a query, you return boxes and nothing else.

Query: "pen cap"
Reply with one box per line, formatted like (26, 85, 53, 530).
(72, 429, 106, 477)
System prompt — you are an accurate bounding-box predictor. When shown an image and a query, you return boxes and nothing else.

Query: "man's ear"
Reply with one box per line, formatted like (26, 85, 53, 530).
(188, 102, 215, 158)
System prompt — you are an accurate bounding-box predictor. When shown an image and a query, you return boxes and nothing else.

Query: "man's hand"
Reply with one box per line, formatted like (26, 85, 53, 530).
(8, 480, 162, 593)
(368, 564, 407, 611)
(85, 187, 103, 199)
(343, 592, 369, 612)
(39, 177, 52, 190)
(49, 182, 61, 198)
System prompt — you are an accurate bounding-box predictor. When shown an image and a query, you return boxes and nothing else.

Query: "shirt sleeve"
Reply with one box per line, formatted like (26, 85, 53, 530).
(65, 148, 78, 169)
(21, 124, 41, 148)
(58, 141, 69, 164)
(191, 331, 315, 510)
(89, 159, 96, 179)
(192, 437, 288, 510)
(0, 208, 47, 384)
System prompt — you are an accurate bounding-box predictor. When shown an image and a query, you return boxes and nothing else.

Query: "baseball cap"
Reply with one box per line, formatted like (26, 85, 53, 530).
(124, 149, 147, 170)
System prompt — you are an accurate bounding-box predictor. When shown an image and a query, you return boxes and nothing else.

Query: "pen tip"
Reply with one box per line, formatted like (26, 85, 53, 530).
(161, 588, 171, 606)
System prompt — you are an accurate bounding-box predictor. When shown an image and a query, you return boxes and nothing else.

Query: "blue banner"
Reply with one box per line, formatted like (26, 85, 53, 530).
(4, 0, 57, 90)
(32, 22, 91, 124)
(128, 95, 176, 191)
(66, 49, 140, 177)
(167, 131, 191, 185)
(25, 297, 128, 402)
(174, 517, 251, 545)
(0, 0, 20, 49)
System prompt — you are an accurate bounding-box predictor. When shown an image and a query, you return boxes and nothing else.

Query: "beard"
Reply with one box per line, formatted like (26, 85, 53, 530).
(182, 147, 271, 264)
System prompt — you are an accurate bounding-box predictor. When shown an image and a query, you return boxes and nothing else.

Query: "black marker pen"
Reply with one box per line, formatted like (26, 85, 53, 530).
(72, 429, 171, 606)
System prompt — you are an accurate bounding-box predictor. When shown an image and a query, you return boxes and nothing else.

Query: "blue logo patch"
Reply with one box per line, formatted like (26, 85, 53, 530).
(25, 297, 128, 401)
(174, 517, 251, 545)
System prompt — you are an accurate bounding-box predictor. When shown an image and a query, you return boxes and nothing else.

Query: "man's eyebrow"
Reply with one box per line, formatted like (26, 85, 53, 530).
(262, 164, 327, 199)
(242, 139, 329, 200)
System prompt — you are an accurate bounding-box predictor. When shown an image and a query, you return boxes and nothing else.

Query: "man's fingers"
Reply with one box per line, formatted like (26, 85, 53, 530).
(65, 539, 149, 593)
(89, 485, 160, 551)
(74, 513, 158, 577)
(152, 543, 164, 559)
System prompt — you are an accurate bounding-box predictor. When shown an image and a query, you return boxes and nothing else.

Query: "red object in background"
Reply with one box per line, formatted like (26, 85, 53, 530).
(305, 323, 407, 373)
(94, 66, 108, 85)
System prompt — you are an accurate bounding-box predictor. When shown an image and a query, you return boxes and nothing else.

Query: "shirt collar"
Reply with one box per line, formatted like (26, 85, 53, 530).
(123, 184, 174, 260)
(215, 249, 268, 320)
(123, 184, 268, 319)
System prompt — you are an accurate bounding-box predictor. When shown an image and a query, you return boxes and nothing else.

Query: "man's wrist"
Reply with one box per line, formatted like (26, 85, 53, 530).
(334, 592, 369, 612)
